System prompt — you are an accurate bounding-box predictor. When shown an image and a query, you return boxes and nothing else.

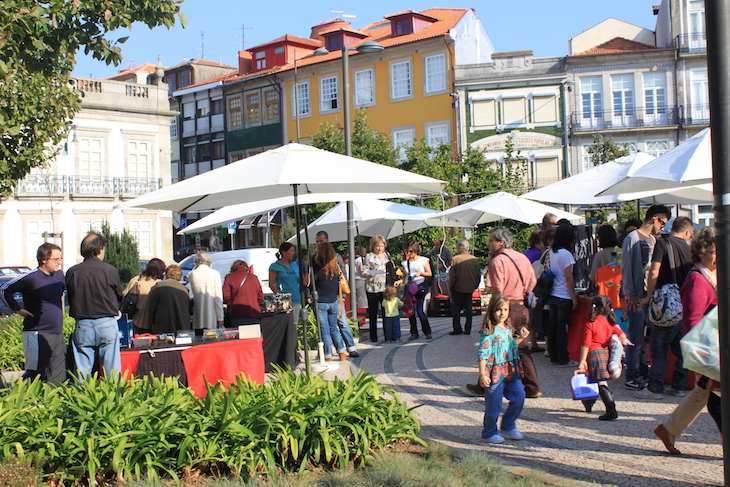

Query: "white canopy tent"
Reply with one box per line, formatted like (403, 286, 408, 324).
(177, 193, 416, 235)
(289, 199, 472, 243)
(434, 192, 583, 226)
(598, 129, 712, 197)
(523, 153, 712, 205)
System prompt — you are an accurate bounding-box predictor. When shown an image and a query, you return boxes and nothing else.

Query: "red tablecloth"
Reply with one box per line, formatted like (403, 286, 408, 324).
(120, 337, 265, 397)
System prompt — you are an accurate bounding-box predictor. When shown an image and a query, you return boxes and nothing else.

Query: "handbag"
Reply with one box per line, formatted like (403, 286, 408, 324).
(384, 257, 398, 286)
(120, 281, 140, 318)
(648, 240, 682, 327)
(680, 306, 720, 381)
(338, 268, 350, 295)
(570, 373, 600, 400)
(533, 251, 554, 306)
(502, 252, 537, 309)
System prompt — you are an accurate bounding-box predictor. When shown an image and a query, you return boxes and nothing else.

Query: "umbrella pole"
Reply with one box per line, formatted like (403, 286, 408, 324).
(347, 202, 357, 326)
(293, 185, 312, 376)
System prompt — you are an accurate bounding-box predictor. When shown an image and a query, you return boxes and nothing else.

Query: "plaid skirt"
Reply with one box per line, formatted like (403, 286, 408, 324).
(587, 348, 610, 382)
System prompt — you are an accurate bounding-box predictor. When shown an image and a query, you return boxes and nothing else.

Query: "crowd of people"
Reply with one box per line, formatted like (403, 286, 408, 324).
(1, 209, 720, 455)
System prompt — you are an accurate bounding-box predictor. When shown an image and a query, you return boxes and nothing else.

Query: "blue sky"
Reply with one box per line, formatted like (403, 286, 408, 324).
(72, 0, 659, 78)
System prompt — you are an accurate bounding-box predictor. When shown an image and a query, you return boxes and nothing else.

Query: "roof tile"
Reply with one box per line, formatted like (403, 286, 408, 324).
(572, 37, 659, 56)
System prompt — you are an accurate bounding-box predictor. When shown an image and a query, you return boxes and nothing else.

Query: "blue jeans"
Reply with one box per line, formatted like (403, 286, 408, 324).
(72, 317, 121, 377)
(624, 307, 647, 381)
(383, 316, 401, 341)
(482, 378, 525, 439)
(648, 321, 688, 393)
(317, 301, 345, 358)
(408, 297, 431, 337)
(337, 298, 357, 352)
(547, 296, 572, 365)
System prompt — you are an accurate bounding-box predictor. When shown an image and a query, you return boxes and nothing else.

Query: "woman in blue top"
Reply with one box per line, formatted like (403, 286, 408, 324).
(269, 242, 309, 320)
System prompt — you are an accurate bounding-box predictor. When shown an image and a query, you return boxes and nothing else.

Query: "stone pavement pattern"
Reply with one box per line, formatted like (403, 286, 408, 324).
(311, 316, 723, 487)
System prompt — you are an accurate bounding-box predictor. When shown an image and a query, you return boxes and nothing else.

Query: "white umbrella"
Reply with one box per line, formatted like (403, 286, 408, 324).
(598, 128, 712, 197)
(117, 143, 445, 213)
(434, 192, 583, 226)
(289, 199, 471, 243)
(522, 152, 712, 205)
(177, 193, 416, 235)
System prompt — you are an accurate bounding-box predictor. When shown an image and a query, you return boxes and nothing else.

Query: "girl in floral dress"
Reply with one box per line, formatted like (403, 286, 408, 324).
(478, 294, 529, 443)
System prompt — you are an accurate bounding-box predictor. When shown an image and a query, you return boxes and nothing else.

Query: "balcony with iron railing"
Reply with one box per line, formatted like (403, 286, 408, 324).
(681, 104, 710, 125)
(570, 106, 679, 131)
(677, 33, 707, 54)
(14, 175, 162, 200)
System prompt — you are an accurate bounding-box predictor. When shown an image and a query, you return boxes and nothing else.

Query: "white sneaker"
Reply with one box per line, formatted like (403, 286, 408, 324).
(482, 434, 505, 443)
(633, 388, 664, 400)
(500, 428, 524, 440)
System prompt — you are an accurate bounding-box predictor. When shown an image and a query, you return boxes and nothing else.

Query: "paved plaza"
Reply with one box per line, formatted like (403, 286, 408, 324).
(315, 316, 723, 487)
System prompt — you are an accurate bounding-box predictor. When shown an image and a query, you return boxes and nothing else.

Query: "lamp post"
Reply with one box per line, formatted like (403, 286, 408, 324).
(293, 47, 328, 142)
(340, 41, 384, 319)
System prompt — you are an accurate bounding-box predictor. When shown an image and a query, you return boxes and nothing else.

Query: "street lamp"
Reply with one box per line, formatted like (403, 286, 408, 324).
(293, 47, 328, 142)
(318, 40, 385, 318)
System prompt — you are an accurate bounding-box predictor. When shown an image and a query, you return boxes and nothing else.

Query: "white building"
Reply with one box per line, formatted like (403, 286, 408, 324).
(0, 66, 177, 269)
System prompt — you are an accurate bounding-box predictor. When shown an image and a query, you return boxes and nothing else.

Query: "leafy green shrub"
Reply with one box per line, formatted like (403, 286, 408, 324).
(0, 313, 75, 371)
(296, 308, 360, 352)
(0, 368, 422, 486)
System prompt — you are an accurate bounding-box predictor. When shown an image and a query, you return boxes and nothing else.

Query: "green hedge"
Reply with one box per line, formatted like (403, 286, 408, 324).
(0, 314, 75, 371)
(0, 368, 423, 486)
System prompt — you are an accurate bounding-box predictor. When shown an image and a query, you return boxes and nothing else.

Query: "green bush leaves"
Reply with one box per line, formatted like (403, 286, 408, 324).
(0, 368, 422, 485)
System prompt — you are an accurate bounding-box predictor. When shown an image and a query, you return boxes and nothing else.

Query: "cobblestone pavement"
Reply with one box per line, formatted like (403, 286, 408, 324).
(313, 316, 723, 487)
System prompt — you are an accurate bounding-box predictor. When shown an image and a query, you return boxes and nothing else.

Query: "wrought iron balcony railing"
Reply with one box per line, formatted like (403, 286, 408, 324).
(677, 33, 707, 53)
(14, 175, 162, 197)
(571, 106, 679, 131)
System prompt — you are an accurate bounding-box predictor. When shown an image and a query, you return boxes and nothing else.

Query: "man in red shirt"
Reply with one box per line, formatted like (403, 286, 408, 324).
(468, 228, 542, 398)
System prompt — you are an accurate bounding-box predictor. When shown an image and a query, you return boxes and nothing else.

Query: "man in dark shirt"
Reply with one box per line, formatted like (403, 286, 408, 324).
(636, 216, 694, 400)
(1, 242, 66, 384)
(448, 240, 481, 335)
(66, 232, 123, 377)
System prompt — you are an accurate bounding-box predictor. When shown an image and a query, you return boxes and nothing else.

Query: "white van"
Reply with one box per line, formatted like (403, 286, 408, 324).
(179, 248, 279, 293)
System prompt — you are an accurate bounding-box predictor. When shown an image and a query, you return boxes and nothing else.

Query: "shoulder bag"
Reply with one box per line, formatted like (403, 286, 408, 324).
(502, 252, 537, 309)
(648, 240, 682, 327)
(533, 251, 555, 306)
(120, 279, 140, 318)
(680, 306, 720, 381)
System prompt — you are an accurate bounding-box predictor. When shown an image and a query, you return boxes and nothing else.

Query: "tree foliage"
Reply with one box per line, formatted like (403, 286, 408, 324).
(587, 133, 630, 166)
(101, 221, 139, 287)
(0, 0, 187, 196)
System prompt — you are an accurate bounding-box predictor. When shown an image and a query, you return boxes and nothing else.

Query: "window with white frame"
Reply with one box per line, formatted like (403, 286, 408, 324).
(80, 219, 104, 233)
(581, 145, 593, 172)
(424, 53, 447, 94)
(127, 140, 150, 179)
(79, 137, 104, 177)
(646, 140, 670, 157)
(624, 141, 638, 153)
(228, 96, 242, 128)
(689, 0, 705, 34)
(580, 76, 603, 127)
(293, 81, 310, 117)
(170, 118, 178, 139)
(354, 68, 374, 107)
(690, 68, 709, 122)
(255, 51, 266, 70)
(390, 60, 412, 101)
(643, 72, 667, 124)
(27, 220, 52, 259)
(392, 127, 415, 161)
(129, 220, 153, 256)
(425, 122, 449, 147)
(320, 75, 338, 112)
(611, 73, 635, 126)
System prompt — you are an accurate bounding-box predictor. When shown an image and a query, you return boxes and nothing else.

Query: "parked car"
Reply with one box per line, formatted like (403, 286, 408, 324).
(0, 266, 32, 277)
(179, 248, 278, 293)
(173, 246, 209, 262)
(0, 276, 24, 316)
